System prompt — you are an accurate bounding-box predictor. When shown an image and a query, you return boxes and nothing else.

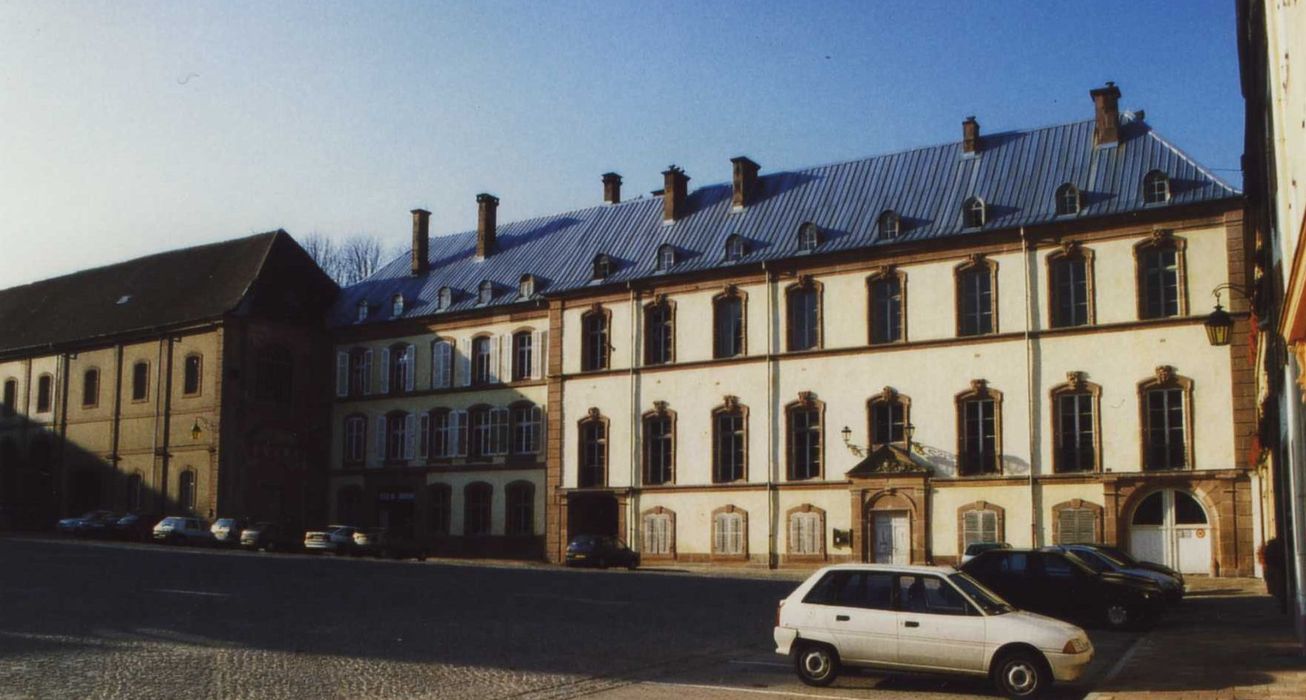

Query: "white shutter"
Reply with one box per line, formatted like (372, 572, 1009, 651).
(375, 415, 387, 463)
(531, 330, 544, 379)
(490, 407, 509, 455)
(531, 405, 545, 454)
(379, 347, 391, 394)
(456, 338, 472, 387)
(488, 336, 501, 384)
(418, 413, 430, 460)
(362, 350, 373, 394)
(432, 341, 450, 389)
(450, 410, 467, 456)
(501, 333, 512, 382)
(404, 344, 416, 391)
(335, 352, 349, 397)
(404, 414, 416, 460)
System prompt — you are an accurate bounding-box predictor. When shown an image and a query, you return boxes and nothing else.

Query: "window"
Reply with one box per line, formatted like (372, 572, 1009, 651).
(592, 254, 613, 281)
(519, 274, 535, 299)
(511, 331, 533, 381)
(1049, 247, 1093, 328)
(1143, 170, 1170, 204)
(388, 343, 413, 394)
(477, 280, 494, 305)
(581, 308, 609, 371)
(125, 473, 142, 513)
(713, 508, 746, 556)
(803, 570, 894, 609)
(82, 369, 100, 408)
(878, 210, 900, 239)
(356, 300, 369, 322)
(384, 411, 413, 462)
(464, 483, 492, 536)
(786, 280, 821, 351)
(1053, 375, 1099, 473)
(427, 484, 451, 535)
(511, 403, 542, 455)
(428, 409, 450, 458)
(962, 509, 998, 548)
(713, 291, 745, 358)
(1055, 507, 1100, 544)
(348, 348, 371, 396)
(579, 412, 607, 488)
(713, 402, 747, 483)
(436, 287, 452, 311)
(644, 299, 674, 365)
(257, 346, 293, 404)
(956, 257, 996, 336)
(179, 470, 196, 512)
(642, 508, 674, 556)
(788, 508, 824, 555)
(724, 234, 746, 262)
(506, 482, 535, 536)
(131, 362, 149, 402)
(469, 406, 509, 458)
(957, 381, 1001, 476)
(472, 337, 492, 385)
(1137, 234, 1186, 319)
(798, 222, 821, 252)
(1055, 183, 1081, 216)
(898, 575, 971, 616)
(655, 244, 675, 271)
(431, 339, 453, 389)
(337, 486, 362, 524)
(963, 197, 986, 228)
(868, 389, 908, 446)
(643, 408, 675, 485)
(343, 415, 367, 463)
(391, 294, 404, 316)
(787, 396, 822, 480)
(2, 379, 15, 417)
(183, 354, 202, 396)
(867, 270, 905, 344)
(35, 374, 52, 413)
(1143, 383, 1189, 470)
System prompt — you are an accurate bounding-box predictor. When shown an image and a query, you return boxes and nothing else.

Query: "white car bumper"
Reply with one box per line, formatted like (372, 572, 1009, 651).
(1044, 647, 1093, 682)
(773, 626, 798, 656)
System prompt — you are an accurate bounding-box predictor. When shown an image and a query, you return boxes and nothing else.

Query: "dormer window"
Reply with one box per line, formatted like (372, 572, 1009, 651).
(963, 197, 987, 228)
(391, 294, 404, 316)
(477, 280, 494, 305)
(1143, 170, 1170, 204)
(798, 222, 821, 252)
(656, 244, 675, 272)
(592, 254, 613, 281)
(436, 287, 452, 311)
(1055, 183, 1081, 216)
(519, 274, 536, 299)
(878, 210, 900, 239)
(724, 234, 746, 262)
(356, 300, 369, 322)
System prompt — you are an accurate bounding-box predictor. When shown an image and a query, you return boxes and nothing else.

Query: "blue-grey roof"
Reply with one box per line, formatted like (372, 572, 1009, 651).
(329, 116, 1239, 328)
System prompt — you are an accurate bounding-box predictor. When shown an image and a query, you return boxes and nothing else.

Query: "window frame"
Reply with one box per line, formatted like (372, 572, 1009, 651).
(655, 244, 675, 272)
(1, 379, 16, 418)
(477, 280, 494, 306)
(1138, 366, 1194, 471)
(505, 481, 535, 536)
(786, 504, 826, 558)
(955, 255, 998, 337)
(580, 306, 611, 372)
(797, 222, 821, 252)
(131, 361, 149, 403)
(592, 254, 613, 281)
(1055, 183, 1082, 216)
(179, 469, 197, 513)
(785, 277, 823, 352)
(511, 330, 534, 382)
(82, 368, 100, 408)
(578, 410, 609, 488)
(343, 413, 367, 464)
(35, 373, 53, 414)
(641, 507, 676, 558)
(471, 336, 493, 386)
(1051, 499, 1104, 544)
(867, 387, 911, 448)
(962, 196, 987, 228)
(1047, 243, 1096, 328)
(711, 505, 748, 559)
(463, 482, 493, 536)
(724, 234, 747, 262)
(427, 484, 451, 535)
(712, 398, 748, 483)
(1135, 231, 1188, 320)
(867, 267, 907, 345)
(181, 354, 202, 397)
(1050, 373, 1102, 473)
(956, 380, 1003, 476)
(1142, 170, 1171, 205)
(786, 394, 824, 481)
(643, 297, 676, 366)
(641, 406, 676, 486)
(384, 410, 410, 463)
(436, 287, 452, 311)
(957, 501, 1006, 555)
(712, 287, 747, 359)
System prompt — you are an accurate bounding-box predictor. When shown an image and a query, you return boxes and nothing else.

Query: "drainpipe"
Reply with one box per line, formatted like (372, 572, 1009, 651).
(764, 262, 777, 569)
(627, 284, 639, 548)
(56, 351, 70, 515)
(1021, 226, 1041, 547)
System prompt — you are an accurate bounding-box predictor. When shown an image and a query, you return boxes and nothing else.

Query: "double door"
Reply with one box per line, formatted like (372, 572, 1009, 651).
(873, 511, 909, 564)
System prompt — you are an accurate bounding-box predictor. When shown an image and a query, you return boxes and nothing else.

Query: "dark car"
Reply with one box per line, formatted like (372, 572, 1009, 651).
(565, 535, 639, 570)
(1089, 544, 1185, 588)
(960, 541, 1011, 564)
(353, 528, 428, 561)
(1049, 544, 1184, 603)
(239, 522, 301, 553)
(56, 510, 118, 537)
(210, 518, 248, 547)
(112, 513, 157, 542)
(961, 548, 1165, 630)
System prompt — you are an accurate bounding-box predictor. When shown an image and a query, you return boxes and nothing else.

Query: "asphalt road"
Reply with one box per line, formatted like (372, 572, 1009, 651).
(0, 537, 1138, 699)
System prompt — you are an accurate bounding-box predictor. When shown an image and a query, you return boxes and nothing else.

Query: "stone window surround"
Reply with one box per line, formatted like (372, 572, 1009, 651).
(505, 480, 535, 536)
(463, 481, 493, 536)
(784, 503, 827, 562)
(182, 353, 203, 397)
(1050, 371, 1103, 473)
(1137, 365, 1196, 471)
(342, 412, 367, 465)
(1051, 498, 1104, 544)
(81, 367, 100, 408)
(1133, 229, 1189, 320)
(580, 304, 612, 372)
(710, 504, 749, 561)
(641, 505, 677, 561)
(785, 391, 825, 481)
(956, 500, 1006, 556)
(641, 402, 677, 486)
(866, 386, 911, 448)
(784, 276, 824, 352)
(1046, 241, 1097, 328)
(642, 295, 676, 366)
(711, 285, 748, 358)
(954, 379, 1004, 476)
(577, 408, 609, 488)
(711, 395, 749, 483)
(866, 265, 908, 345)
(954, 254, 999, 337)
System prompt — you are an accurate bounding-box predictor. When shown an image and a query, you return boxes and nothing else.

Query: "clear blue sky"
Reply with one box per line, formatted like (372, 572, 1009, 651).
(0, 0, 1244, 288)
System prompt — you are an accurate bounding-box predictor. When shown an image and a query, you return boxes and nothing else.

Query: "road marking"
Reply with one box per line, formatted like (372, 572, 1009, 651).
(639, 682, 862, 699)
(513, 593, 629, 607)
(147, 588, 231, 598)
(1083, 634, 1149, 700)
(728, 660, 790, 669)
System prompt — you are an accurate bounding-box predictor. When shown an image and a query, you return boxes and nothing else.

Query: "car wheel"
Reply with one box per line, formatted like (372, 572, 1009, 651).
(992, 649, 1048, 698)
(794, 643, 839, 687)
(1104, 602, 1133, 630)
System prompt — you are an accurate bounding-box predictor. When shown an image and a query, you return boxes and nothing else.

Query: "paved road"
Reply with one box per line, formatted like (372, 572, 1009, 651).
(0, 537, 1137, 699)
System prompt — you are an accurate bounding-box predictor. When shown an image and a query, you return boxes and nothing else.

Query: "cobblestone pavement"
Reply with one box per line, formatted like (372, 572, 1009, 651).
(0, 536, 1140, 699)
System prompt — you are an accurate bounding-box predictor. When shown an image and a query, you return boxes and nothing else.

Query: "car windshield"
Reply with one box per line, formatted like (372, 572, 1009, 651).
(1078, 546, 1129, 568)
(1065, 549, 1110, 573)
(215, 519, 236, 527)
(948, 573, 1013, 615)
(1097, 546, 1140, 566)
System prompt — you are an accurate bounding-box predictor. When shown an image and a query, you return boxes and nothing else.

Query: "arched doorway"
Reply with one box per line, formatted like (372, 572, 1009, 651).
(1129, 489, 1212, 575)
(567, 493, 617, 539)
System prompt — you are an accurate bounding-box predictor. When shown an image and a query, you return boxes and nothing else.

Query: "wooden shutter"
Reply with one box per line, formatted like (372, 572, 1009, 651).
(456, 338, 472, 387)
(404, 344, 416, 391)
(335, 352, 349, 397)
(1058, 509, 1098, 544)
(531, 330, 544, 379)
(450, 410, 467, 456)
(418, 413, 430, 460)
(362, 350, 373, 394)
(379, 347, 390, 394)
(432, 341, 450, 389)
(531, 405, 544, 454)
(403, 414, 416, 460)
(488, 336, 502, 384)
(374, 415, 387, 463)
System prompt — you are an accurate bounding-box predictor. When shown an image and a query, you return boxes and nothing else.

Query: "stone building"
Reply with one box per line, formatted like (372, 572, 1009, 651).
(0, 231, 337, 530)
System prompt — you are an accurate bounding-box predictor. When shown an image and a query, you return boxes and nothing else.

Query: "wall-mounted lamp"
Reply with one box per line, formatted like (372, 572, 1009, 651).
(1204, 283, 1252, 347)
(841, 423, 917, 457)
(190, 417, 216, 441)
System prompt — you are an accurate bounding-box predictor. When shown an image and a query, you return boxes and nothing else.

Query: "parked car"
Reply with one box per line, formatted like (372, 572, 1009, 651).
(1048, 544, 1184, 603)
(1088, 544, 1185, 589)
(210, 518, 248, 547)
(56, 510, 117, 536)
(961, 541, 1012, 565)
(239, 522, 301, 552)
(112, 513, 157, 542)
(152, 516, 215, 546)
(774, 563, 1093, 696)
(304, 525, 360, 555)
(961, 549, 1165, 630)
(353, 528, 428, 560)
(564, 535, 640, 569)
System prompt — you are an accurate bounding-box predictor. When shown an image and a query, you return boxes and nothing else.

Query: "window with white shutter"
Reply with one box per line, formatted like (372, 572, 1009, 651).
(963, 510, 998, 548)
(449, 410, 467, 456)
(488, 336, 502, 384)
(336, 352, 349, 397)
(362, 350, 373, 394)
(531, 330, 544, 379)
(643, 513, 673, 555)
(404, 344, 416, 392)
(789, 512, 823, 555)
(714, 512, 744, 555)
(456, 338, 472, 386)
(374, 415, 387, 464)
(379, 347, 391, 394)
(418, 413, 430, 460)
(1056, 509, 1099, 544)
(489, 407, 510, 455)
(403, 414, 416, 460)
(430, 411, 450, 457)
(343, 416, 366, 462)
(432, 340, 452, 389)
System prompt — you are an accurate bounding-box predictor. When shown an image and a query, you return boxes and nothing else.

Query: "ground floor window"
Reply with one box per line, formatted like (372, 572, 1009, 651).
(464, 483, 492, 536)
(643, 510, 674, 555)
(505, 481, 534, 536)
(1056, 508, 1099, 544)
(427, 484, 450, 535)
(788, 509, 823, 555)
(962, 509, 998, 547)
(713, 510, 745, 556)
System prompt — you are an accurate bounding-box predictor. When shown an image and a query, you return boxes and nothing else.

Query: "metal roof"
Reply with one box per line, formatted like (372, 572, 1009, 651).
(329, 116, 1239, 328)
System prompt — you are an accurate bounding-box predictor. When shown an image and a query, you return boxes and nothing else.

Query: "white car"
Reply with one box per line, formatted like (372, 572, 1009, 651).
(774, 564, 1093, 697)
(152, 516, 214, 546)
(304, 525, 360, 554)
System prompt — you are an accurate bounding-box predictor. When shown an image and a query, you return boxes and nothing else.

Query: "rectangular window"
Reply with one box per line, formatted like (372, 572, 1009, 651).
(431, 341, 452, 389)
(1056, 509, 1098, 544)
(430, 411, 450, 457)
(644, 415, 673, 485)
(789, 407, 821, 480)
(1142, 248, 1180, 318)
(580, 422, 606, 487)
(714, 411, 745, 482)
(961, 399, 996, 475)
(870, 401, 904, 445)
(183, 355, 202, 396)
(1057, 393, 1096, 472)
(344, 417, 366, 462)
(511, 405, 540, 455)
(643, 514, 672, 555)
(869, 277, 902, 344)
(1145, 388, 1186, 469)
(787, 288, 819, 351)
(2, 380, 16, 417)
(349, 350, 371, 395)
(472, 338, 492, 385)
(82, 370, 99, 408)
(958, 268, 993, 336)
(1051, 257, 1089, 327)
(36, 375, 52, 413)
(386, 415, 407, 461)
(132, 362, 149, 402)
(512, 333, 533, 381)
(645, 304, 673, 365)
(789, 512, 822, 555)
(583, 313, 608, 371)
(962, 510, 998, 548)
(713, 513, 744, 555)
(488, 407, 509, 456)
(713, 296, 744, 358)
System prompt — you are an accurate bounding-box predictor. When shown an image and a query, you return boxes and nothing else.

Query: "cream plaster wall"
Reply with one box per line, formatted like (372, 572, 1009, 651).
(1267, 0, 1306, 261)
(931, 484, 1036, 556)
(636, 490, 771, 558)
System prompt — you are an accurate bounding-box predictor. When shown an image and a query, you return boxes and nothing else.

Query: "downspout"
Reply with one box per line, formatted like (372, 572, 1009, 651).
(628, 284, 639, 548)
(1021, 226, 1040, 547)
(56, 351, 70, 515)
(110, 345, 124, 505)
(764, 262, 777, 569)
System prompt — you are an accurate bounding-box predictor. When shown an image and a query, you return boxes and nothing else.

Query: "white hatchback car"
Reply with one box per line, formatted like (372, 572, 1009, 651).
(774, 564, 1093, 698)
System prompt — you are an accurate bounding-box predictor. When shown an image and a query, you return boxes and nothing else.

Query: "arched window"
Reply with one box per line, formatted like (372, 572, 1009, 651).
(578, 410, 608, 488)
(36, 374, 53, 413)
(592, 253, 613, 281)
(182, 354, 202, 396)
(878, 210, 901, 239)
(958, 501, 1005, 553)
(962, 197, 986, 228)
(1052, 373, 1101, 473)
(1049, 244, 1095, 328)
(347, 347, 372, 396)
(1052, 500, 1103, 544)
(643, 298, 675, 365)
(712, 506, 747, 557)
(1143, 170, 1170, 204)
(256, 346, 293, 404)
(430, 339, 453, 389)
(1139, 366, 1193, 471)
(178, 469, 196, 512)
(464, 482, 493, 536)
(427, 484, 451, 535)
(477, 280, 494, 305)
(1055, 183, 1081, 216)
(786, 505, 825, 556)
(343, 414, 367, 463)
(356, 300, 369, 322)
(867, 268, 906, 344)
(642, 404, 675, 485)
(724, 234, 746, 262)
(956, 380, 1003, 476)
(797, 222, 821, 252)
(581, 307, 610, 371)
(391, 294, 404, 316)
(511, 330, 533, 381)
(131, 362, 149, 402)
(436, 287, 452, 311)
(387, 343, 414, 394)
(786, 393, 823, 480)
(82, 368, 100, 408)
(786, 277, 822, 351)
(519, 274, 536, 299)
(471, 336, 493, 385)
(655, 244, 675, 271)
(712, 397, 747, 483)
(505, 481, 535, 536)
(867, 387, 910, 447)
(713, 288, 746, 358)
(956, 256, 997, 336)
(642, 507, 675, 557)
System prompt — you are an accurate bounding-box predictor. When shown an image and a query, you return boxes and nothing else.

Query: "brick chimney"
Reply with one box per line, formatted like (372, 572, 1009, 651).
(476, 193, 498, 259)
(662, 166, 690, 223)
(730, 156, 760, 210)
(411, 208, 430, 275)
(602, 172, 622, 204)
(1090, 81, 1122, 146)
(962, 116, 981, 154)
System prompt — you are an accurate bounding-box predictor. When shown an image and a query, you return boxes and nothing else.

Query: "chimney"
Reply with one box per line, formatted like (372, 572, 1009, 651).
(962, 116, 981, 154)
(602, 172, 622, 204)
(476, 193, 498, 259)
(411, 208, 430, 275)
(1090, 81, 1122, 146)
(730, 156, 760, 210)
(662, 165, 690, 223)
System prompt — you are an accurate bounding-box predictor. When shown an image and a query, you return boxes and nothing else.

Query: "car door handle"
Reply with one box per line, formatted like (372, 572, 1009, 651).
(835, 615, 850, 622)
(903, 621, 920, 628)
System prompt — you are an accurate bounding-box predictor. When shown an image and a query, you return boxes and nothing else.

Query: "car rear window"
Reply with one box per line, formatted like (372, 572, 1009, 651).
(802, 571, 894, 610)
(898, 575, 972, 616)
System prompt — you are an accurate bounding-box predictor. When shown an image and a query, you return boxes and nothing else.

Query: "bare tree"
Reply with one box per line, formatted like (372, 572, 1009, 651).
(300, 233, 344, 283)
(299, 232, 389, 286)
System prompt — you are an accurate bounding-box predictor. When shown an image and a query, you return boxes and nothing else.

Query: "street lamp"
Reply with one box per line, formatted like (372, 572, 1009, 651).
(841, 423, 917, 457)
(190, 417, 216, 440)
(1203, 283, 1251, 347)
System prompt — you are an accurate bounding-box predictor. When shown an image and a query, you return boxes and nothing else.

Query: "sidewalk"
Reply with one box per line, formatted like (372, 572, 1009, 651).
(1087, 577, 1306, 700)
